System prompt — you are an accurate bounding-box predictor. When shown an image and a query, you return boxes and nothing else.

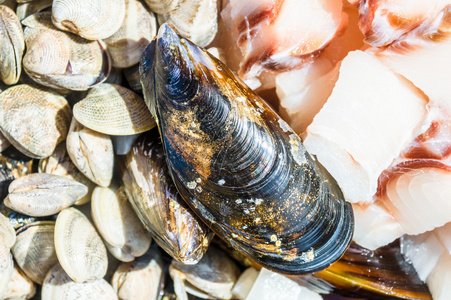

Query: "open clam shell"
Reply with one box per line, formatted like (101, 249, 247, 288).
(0, 84, 72, 159)
(140, 24, 354, 274)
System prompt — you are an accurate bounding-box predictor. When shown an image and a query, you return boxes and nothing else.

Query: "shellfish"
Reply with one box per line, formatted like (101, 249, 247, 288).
(140, 24, 354, 274)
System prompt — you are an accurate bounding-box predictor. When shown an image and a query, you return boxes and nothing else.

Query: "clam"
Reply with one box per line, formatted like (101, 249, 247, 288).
(119, 130, 214, 264)
(4, 173, 88, 217)
(0, 84, 72, 159)
(143, 0, 178, 14)
(157, 0, 218, 47)
(0, 243, 14, 299)
(0, 132, 10, 152)
(111, 133, 141, 155)
(66, 118, 114, 187)
(15, 0, 52, 21)
(0, 0, 16, 10)
(2, 262, 36, 300)
(140, 24, 354, 274)
(73, 83, 156, 136)
(124, 64, 142, 92)
(111, 249, 165, 299)
(0, 213, 15, 249)
(22, 12, 110, 91)
(1, 151, 33, 202)
(39, 142, 95, 206)
(104, 0, 157, 68)
(42, 263, 118, 300)
(51, 0, 125, 40)
(55, 207, 108, 283)
(0, 204, 36, 231)
(11, 221, 58, 284)
(91, 185, 151, 262)
(0, 5, 24, 85)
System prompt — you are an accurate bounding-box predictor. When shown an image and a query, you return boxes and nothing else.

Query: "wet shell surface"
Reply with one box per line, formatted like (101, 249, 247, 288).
(4, 173, 88, 217)
(0, 244, 13, 299)
(91, 185, 151, 262)
(140, 24, 354, 274)
(73, 83, 156, 136)
(42, 263, 118, 300)
(66, 118, 114, 187)
(158, 0, 218, 47)
(55, 207, 108, 283)
(119, 130, 214, 265)
(51, 0, 125, 40)
(0, 212, 15, 249)
(22, 12, 110, 91)
(2, 261, 36, 300)
(143, 0, 178, 14)
(0, 84, 72, 159)
(11, 221, 58, 284)
(0, 5, 24, 85)
(104, 0, 157, 68)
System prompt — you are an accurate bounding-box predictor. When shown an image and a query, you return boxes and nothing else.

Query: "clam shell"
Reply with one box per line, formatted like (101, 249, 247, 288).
(0, 212, 15, 249)
(91, 185, 151, 262)
(22, 12, 110, 91)
(55, 207, 108, 283)
(119, 130, 214, 264)
(2, 262, 36, 300)
(4, 173, 88, 217)
(52, 0, 126, 40)
(124, 64, 142, 92)
(42, 263, 118, 300)
(66, 118, 114, 187)
(0, 6, 24, 85)
(16, 0, 52, 21)
(0, 84, 72, 159)
(104, 0, 157, 68)
(39, 142, 95, 206)
(0, 132, 10, 152)
(0, 244, 14, 299)
(143, 0, 178, 14)
(0, 0, 16, 10)
(11, 221, 58, 284)
(73, 83, 156, 136)
(140, 24, 354, 274)
(157, 0, 218, 47)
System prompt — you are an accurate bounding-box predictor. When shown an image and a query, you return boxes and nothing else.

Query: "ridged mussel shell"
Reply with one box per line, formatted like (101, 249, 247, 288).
(140, 24, 354, 274)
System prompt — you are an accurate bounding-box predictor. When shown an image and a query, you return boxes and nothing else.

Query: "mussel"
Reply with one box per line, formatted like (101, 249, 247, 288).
(140, 24, 354, 274)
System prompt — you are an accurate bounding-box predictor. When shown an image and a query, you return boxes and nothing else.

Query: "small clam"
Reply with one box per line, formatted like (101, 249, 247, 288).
(0, 84, 72, 159)
(51, 0, 125, 40)
(140, 24, 354, 274)
(119, 130, 214, 264)
(143, 0, 178, 14)
(111, 249, 165, 299)
(11, 221, 58, 284)
(42, 263, 118, 300)
(16, 0, 52, 21)
(39, 142, 95, 206)
(0, 243, 14, 299)
(91, 185, 151, 262)
(73, 83, 156, 136)
(22, 12, 110, 91)
(4, 173, 88, 217)
(104, 0, 157, 68)
(2, 262, 36, 300)
(55, 207, 108, 283)
(157, 0, 218, 47)
(0, 5, 24, 85)
(66, 118, 114, 187)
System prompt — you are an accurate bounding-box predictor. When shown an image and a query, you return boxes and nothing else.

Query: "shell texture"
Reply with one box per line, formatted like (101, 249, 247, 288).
(0, 5, 24, 85)
(0, 84, 72, 159)
(119, 130, 214, 264)
(16, 0, 52, 21)
(124, 64, 142, 92)
(0, 212, 15, 249)
(73, 83, 156, 136)
(143, 0, 179, 14)
(0, 132, 10, 152)
(140, 24, 354, 274)
(0, 244, 13, 299)
(51, 0, 126, 40)
(2, 261, 36, 300)
(55, 207, 108, 283)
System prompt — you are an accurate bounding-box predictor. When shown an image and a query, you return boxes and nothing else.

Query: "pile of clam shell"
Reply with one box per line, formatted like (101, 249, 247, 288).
(0, 0, 431, 299)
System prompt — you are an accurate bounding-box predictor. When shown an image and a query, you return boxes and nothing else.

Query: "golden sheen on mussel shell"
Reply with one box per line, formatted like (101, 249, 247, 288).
(140, 24, 354, 275)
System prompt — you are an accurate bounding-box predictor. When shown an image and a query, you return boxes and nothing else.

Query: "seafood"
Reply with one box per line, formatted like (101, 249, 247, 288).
(0, 152, 32, 202)
(0, 243, 13, 299)
(143, 0, 178, 14)
(0, 212, 15, 249)
(123, 64, 142, 92)
(140, 24, 354, 274)
(119, 130, 214, 264)
(15, 0, 52, 20)
(0, 132, 9, 152)
(2, 261, 36, 300)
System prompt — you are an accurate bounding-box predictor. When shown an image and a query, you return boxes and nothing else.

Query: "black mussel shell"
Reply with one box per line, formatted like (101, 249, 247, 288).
(140, 24, 354, 274)
(118, 129, 214, 264)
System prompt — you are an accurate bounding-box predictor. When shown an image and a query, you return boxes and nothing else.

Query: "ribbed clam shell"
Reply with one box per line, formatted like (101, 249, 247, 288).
(4, 173, 88, 217)
(22, 12, 110, 91)
(91, 185, 151, 262)
(3, 262, 36, 300)
(0, 244, 13, 299)
(0, 84, 72, 159)
(39, 142, 95, 206)
(111, 249, 164, 299)
(42, 263, 118, 300)
(16, 0, 52, 21)
(66, 118, 114, 187)
(0, 6, 24, 85)
(52, 0, 125, 40)
(140, 24, 354, 274)
(104, 0, 157, 68)
(11, 221, 58, 284)
(0, 212, 15, 249)
(55, 207, 108, 283)
(119, 130, 214, 264)
(157, 0, 218, 47)
(143, 0, 178, 14)
(73, 83, 156, 136)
